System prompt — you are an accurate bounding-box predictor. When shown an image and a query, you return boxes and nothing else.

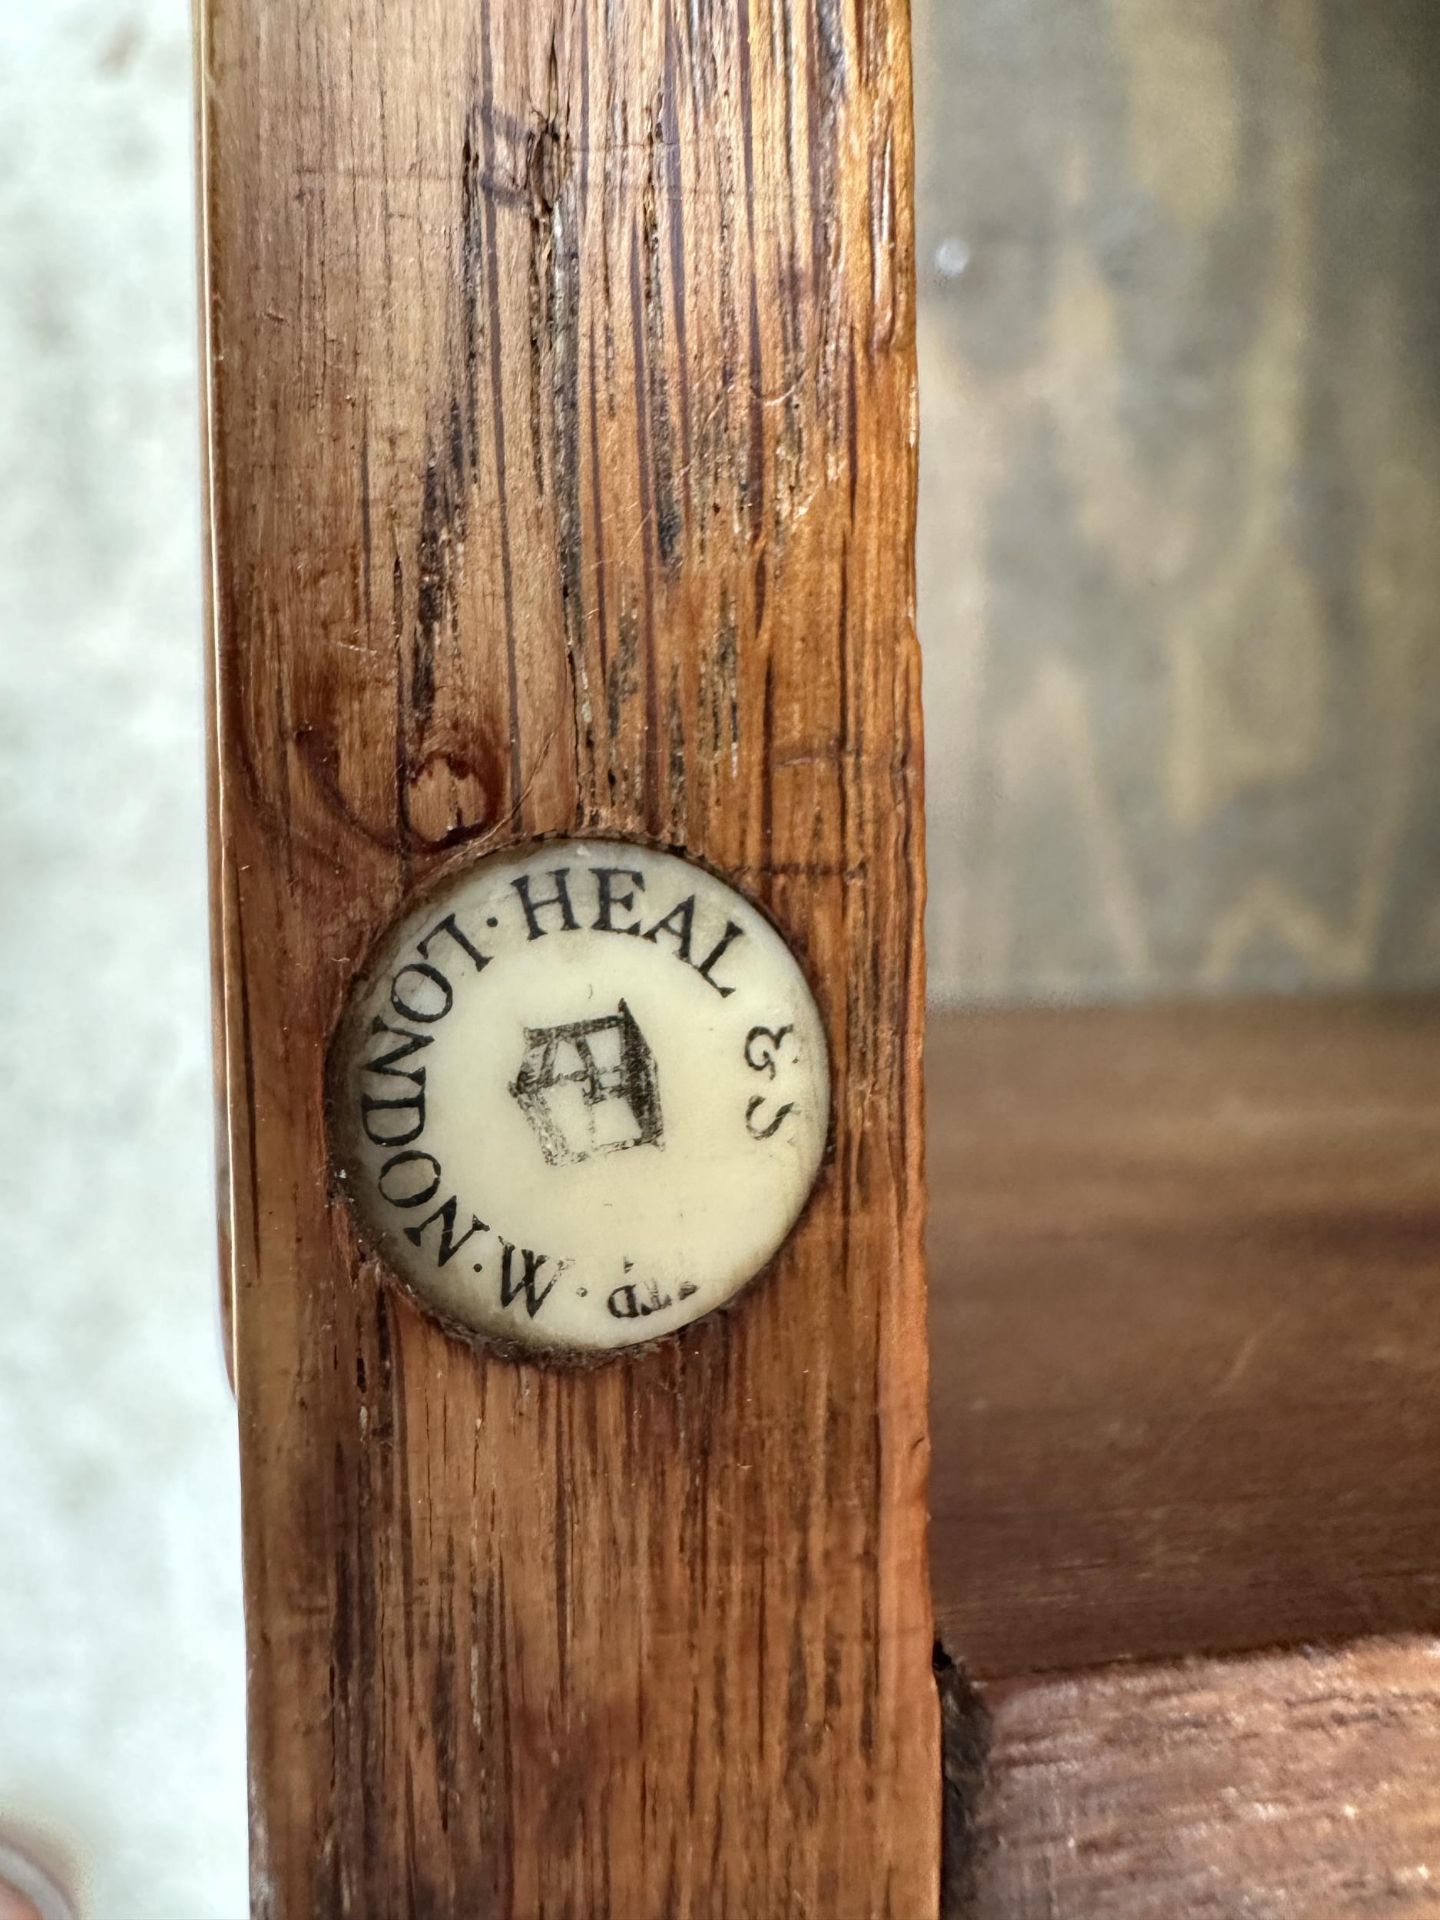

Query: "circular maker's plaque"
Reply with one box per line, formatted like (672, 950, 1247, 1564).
(330, 839, 830, 1355)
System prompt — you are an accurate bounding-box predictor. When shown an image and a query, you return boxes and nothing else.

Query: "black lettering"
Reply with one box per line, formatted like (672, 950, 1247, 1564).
(377, 1150, 443, 1209)
(498, 1241, 561, 1318)
(642, 893, 696, 963)
(607, 1279, 674, 1319)
(390, 963, 453, 1023)
(361, 1090, 426, 1147)
(592, 867, 646, 935)
(360, 1017, 430, 1147)
(746, 1096, 795, 1140)
(403, 1197, 489, 1267)
(363, 1016, 433, 1078)
(512, 868, 579, 940)
(695, 920, 745, 998)
(417, 911, 491, 974)
(743, 1024, 793, 1078)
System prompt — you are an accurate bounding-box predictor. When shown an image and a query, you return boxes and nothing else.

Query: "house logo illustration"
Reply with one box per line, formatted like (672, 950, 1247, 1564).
(510, 1001, 663, 1166)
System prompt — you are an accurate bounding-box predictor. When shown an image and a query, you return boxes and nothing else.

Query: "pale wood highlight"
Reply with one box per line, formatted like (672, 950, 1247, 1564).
(199, 0, 937, 1914)
(965, 1636, 1440, 1919)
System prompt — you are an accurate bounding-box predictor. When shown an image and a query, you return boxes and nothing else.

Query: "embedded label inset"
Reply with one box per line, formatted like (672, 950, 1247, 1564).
(330, 839, 830, 1355)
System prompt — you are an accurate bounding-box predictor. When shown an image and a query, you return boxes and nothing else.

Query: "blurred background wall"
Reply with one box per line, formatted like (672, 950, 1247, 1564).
(0, 5, 248, 1916)
(0, 2, 1437, 1916)
(917, 0, 1440, 1004)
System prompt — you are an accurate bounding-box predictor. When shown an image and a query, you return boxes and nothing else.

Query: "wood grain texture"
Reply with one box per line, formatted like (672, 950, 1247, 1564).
(198, 1, 937, 1915)
(928, 994, 1440, 1678)
(913, 0, 1440, 1005)
(964, 1636, 1440, 1919)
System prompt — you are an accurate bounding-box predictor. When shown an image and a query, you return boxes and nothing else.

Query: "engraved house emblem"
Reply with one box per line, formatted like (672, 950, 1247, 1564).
(510, 1001, 663, 1166)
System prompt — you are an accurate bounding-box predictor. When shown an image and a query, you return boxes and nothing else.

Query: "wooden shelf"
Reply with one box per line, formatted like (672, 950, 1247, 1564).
(927, 993, 1440, 1679)
(950, 1633, 1440, 1917)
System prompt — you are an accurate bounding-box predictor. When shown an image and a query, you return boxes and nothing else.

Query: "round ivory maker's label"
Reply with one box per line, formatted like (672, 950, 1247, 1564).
(331, 839, 830, 1355)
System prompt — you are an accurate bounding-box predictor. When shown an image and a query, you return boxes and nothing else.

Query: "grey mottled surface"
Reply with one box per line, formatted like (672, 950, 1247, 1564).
(0, 5, 247, 1916)
(916, 0, 1440, 1004)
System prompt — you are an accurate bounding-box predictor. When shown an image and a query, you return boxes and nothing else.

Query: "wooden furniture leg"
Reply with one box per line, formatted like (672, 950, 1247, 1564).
(198, 0, 938, 1912)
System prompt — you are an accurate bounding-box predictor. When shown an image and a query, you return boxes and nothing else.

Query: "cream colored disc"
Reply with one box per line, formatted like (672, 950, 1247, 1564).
(330, 839, 830, 1355)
